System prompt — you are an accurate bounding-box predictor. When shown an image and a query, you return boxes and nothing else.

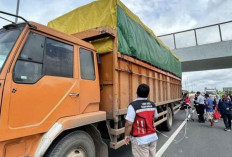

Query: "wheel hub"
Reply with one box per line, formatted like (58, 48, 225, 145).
(168, 108, 173, 126)
(67, 148, 87, 157)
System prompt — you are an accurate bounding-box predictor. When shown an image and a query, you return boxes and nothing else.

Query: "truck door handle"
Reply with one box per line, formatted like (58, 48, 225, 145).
(69, 93, 79, 97)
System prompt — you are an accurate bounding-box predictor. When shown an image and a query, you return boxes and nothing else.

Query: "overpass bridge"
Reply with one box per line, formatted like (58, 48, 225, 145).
(158, 21, 232, 72)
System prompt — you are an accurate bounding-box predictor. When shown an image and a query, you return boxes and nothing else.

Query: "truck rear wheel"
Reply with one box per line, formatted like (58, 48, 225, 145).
(161, 107, 173, 131)
(45, 130, 95, 157)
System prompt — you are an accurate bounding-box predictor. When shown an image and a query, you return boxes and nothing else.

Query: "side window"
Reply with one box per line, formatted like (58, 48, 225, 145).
(14, 32, 74, 84)
(14, 33, 44, 83)
(18, 33, 45, 62)
(79, 48, 95, 80)
(44, 38, 73, 78)
(14, 61, 42, 83)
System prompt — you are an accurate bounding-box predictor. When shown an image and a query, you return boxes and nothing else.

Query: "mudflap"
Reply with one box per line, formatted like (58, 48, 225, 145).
(84, 124, 108, 157)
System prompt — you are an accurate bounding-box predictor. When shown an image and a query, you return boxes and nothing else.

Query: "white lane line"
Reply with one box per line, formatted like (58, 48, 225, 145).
(156, 119, 187, 157)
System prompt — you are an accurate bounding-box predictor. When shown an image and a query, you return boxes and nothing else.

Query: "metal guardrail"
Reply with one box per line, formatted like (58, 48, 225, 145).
(158, 20, 232, 49)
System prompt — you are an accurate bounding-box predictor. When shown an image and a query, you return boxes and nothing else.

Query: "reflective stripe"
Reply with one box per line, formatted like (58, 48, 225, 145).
(136, 108, 156, 113)
(137, 120, 140, 134)
(135, 97, 148, 101)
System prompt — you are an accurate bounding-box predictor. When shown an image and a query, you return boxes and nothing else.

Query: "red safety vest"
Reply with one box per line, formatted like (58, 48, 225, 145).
(130, 100, 156, 137)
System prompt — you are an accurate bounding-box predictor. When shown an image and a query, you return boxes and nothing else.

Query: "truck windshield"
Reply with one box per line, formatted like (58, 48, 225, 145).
(0, 26, 23, 72)
(206, 91, 216, 95)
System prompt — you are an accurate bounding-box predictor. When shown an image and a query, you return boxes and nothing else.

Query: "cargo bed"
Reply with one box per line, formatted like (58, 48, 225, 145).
(73, 26, 182, 149)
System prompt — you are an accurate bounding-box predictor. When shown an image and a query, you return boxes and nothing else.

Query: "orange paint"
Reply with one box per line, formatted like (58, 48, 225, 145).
(0, 22, 101, 156)
(0, 23, 181, 156)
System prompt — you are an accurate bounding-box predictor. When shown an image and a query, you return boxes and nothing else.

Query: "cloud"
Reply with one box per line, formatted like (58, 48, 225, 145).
(122, 0, 232, 35)
(1, 0, 231, 92)
(0, 0, 93, 27)
(182, 68, 232, 92)
(121, 0, 232, 92)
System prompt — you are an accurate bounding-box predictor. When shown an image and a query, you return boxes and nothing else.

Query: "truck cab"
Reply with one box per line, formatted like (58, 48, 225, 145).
(0, 22, 106, 157)
(205, 88, 217, 100)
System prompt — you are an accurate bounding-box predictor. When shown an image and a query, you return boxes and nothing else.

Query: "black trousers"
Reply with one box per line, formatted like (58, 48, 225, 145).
(222, 114, 232, 129)
(194, 104, 199, 114)
(195, 104, 199, 114)
(198, 104, 205, 122)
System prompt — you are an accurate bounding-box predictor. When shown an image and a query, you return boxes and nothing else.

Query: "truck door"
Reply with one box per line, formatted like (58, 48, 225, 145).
(5, 32, 80, 129)
(78, 48, 100, 113)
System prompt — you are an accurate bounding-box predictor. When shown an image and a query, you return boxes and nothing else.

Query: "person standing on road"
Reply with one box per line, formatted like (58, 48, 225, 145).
(124, 84, 158, 157)
(213, 95, 220, 122)
(194, 94, 200, 119)
(205, 94, 214, 127)
(183, 93, 194, 121)
(213, 95, 220, 109)
(218, 94, 232, 131)
(194, 91, 205, 123)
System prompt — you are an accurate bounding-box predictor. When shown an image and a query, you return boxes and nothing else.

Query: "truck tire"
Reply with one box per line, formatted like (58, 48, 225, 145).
(45, 130, 95, 157)
(161, 107, 173, 131)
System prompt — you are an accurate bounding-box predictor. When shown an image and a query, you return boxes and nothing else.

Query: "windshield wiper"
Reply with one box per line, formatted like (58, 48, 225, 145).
(0, 11, 36, 29)
(0, 16, 16, 24)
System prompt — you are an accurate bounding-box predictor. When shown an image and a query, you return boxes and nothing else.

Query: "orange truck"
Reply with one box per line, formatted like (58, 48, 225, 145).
(0, 1, 182, 156)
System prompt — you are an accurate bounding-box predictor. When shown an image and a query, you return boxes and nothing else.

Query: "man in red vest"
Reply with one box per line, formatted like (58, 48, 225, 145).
(124, 84, 158, 157)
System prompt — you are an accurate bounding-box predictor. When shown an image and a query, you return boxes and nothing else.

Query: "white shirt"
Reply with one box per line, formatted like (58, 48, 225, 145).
(125, 97, 159, 145)
(197, 95, 205, 104)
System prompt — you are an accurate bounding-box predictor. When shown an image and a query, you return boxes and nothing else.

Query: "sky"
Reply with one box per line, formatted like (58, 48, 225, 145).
(0, 0, 231, 92)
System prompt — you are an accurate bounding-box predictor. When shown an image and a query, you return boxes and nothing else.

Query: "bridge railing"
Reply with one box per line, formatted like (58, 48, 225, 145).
(158, 20, 232, 49)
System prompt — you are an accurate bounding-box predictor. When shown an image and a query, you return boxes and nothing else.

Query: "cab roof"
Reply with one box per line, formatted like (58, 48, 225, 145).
(29, 22, 95, 51)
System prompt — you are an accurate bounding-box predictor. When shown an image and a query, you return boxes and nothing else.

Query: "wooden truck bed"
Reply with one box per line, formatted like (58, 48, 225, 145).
(72, 26, 182, 149)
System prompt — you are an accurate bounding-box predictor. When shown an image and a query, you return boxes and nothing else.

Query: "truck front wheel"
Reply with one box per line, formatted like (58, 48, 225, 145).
(161, 107, 173, 131)
(45, 130, 95, 157)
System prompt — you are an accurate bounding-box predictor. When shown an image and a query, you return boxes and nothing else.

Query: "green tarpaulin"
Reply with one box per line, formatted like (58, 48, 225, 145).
(48, 0, 182, 77)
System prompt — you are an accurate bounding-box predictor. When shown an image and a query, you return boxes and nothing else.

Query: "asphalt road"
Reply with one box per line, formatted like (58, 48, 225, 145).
(108, 110, 232, 157)
(108, 111, 186, 157)
(163, 114, 232, 157)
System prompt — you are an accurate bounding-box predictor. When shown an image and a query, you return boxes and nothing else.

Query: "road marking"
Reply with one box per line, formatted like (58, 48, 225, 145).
(156, 119, 187, 157)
